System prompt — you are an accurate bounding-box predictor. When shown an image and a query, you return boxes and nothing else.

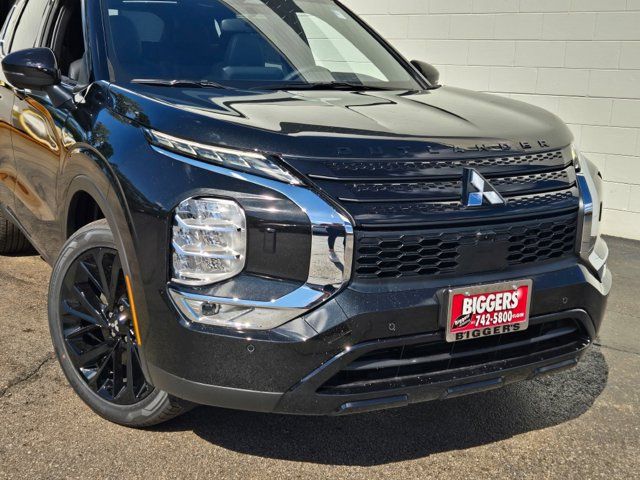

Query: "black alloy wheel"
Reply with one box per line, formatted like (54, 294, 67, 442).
(59, 247, 152, 405)
(49, 220, 192, 426)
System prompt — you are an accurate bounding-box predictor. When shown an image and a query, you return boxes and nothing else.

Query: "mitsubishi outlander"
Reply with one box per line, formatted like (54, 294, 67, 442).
(0, 0, 610, 426)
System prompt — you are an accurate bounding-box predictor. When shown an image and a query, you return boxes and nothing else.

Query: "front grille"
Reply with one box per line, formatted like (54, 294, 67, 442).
(319, 319, 590, 395)
(283, 147, 579, 228)
(321, 150, 566, 174)
(355, 213, 578, 280)
(363, 190, 576, 216)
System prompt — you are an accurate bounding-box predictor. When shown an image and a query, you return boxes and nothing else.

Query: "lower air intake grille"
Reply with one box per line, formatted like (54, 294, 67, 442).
(319, 319, 589, 395)
(355, 213, 578, 280)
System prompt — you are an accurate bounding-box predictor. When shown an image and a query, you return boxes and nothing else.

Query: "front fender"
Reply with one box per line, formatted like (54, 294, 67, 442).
(59, 109, 156, 377)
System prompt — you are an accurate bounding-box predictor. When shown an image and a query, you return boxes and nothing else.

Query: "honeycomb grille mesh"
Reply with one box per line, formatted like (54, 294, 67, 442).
(355, 215, 578, 279)
(506, 220, 577, 264)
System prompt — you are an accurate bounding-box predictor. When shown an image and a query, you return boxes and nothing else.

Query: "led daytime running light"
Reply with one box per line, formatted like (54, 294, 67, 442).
(146, 129, 302, 185)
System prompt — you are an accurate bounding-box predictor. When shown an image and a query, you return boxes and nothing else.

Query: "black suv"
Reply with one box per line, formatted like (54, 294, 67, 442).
(0, 0, 610, 427)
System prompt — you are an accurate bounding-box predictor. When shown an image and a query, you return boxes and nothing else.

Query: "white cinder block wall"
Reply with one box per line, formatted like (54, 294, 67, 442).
(343, 0, 640, 240)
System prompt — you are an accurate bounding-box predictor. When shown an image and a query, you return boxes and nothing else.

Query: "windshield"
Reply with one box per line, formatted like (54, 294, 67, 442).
(100, 0, 422, 90)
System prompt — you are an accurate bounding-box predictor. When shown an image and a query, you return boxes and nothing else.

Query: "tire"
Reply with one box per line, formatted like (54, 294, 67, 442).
(0, 212, 32, 254)
(48, 219, 193, 427)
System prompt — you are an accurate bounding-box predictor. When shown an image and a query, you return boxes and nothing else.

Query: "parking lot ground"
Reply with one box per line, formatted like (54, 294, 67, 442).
(0, 236, 638, 479)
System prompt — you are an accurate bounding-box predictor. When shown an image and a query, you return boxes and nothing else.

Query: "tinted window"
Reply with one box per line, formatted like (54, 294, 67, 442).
(0, 3, 12, 21)
(0, 1, 23, 55)
(11, 0, 49, 52)
(101, 0, 420, 90)
(48, 1, 85, 78)
(120, 11, 164, 42)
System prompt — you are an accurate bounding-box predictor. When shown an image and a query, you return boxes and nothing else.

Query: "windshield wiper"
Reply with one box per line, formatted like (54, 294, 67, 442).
(132, 79, 392, 92)
(131, 79, 229, 89)
(254, 82, 394, 91)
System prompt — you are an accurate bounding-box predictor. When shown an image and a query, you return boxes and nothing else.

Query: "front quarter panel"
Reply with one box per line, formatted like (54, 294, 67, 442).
(61, 82, 157, 376)
(62, 82, 313, 385)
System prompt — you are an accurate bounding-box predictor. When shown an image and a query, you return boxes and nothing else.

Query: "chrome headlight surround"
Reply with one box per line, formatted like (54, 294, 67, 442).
(574, 147, 608, 277)
(152, 142, 354, 331)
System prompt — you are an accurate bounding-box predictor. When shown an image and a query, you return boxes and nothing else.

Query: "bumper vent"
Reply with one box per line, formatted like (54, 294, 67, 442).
(355, 213, 577, 280)
(319, 319, 589, 395)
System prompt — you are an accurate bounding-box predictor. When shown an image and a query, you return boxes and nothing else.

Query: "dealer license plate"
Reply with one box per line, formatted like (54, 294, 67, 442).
(444, 280, 532, 343)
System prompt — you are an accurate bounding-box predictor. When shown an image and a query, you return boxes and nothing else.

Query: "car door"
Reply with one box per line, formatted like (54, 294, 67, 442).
(9, 0, 70, 257)
(0, 1, 25, 216)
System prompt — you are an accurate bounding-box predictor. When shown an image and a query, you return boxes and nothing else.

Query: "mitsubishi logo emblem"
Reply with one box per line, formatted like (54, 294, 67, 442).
(462, 168, 506, 207)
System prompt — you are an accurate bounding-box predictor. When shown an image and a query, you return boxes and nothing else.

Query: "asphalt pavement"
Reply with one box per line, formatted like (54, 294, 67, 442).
(0, 237, 638, 479)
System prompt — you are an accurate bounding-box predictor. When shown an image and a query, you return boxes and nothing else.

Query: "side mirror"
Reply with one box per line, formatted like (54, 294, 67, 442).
(2, 47, 74, 108)
(411, 60, 441, 88)
(2, 47, 61, 90)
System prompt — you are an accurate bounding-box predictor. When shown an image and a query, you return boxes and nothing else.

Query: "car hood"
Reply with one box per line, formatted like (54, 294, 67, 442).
(107, 83, 573, 160)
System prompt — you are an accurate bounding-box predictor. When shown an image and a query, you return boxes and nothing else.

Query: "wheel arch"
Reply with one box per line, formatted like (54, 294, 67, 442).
(65, 185, 107, 240)
(59, 146, 152, 350)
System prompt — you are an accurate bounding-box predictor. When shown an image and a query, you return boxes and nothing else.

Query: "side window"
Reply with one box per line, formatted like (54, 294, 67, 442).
(0, 1, 24, 56)
(0, 3, 10, 21)
(48, 1, 86, 82)
(10, 0, 50, 53)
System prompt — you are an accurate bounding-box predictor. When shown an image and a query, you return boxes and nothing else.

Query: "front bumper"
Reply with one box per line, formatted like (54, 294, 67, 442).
(144, 259, 611, 415)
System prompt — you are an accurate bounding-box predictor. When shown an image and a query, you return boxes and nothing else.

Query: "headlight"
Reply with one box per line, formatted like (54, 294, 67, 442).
(574, 148, 607, 275)
(146, 129, 302, 185)
(172, 198, 247, 285)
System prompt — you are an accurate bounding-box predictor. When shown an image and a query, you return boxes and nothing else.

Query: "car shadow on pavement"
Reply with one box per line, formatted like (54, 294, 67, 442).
(155, 347, 608, 467)
(3, 250, 38, 258)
